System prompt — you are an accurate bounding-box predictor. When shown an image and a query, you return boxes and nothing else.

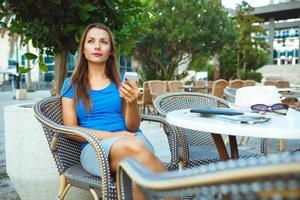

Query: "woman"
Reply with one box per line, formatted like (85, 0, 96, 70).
(61, 23, 166, 199)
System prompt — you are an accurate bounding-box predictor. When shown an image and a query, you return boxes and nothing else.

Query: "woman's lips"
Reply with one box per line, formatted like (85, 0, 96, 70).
(92, 53, 103, 57)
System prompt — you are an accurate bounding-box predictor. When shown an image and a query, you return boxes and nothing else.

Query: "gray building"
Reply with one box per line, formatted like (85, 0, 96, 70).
(254, 0, 300, 65)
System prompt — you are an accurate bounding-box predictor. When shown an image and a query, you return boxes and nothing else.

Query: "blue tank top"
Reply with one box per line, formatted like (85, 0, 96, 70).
(61, 78, 127, 148)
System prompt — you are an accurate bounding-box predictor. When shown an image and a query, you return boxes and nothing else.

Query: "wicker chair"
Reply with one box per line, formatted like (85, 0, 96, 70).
(141, 81, 156, 114)
(228, 79, 244, 89)
(212, 79, 228, 99)
(263, 80, 276, 86)
(117, 153, 300, 200)
(207, 80, 214, 94)
(194, 81, 207, 93)
(243, 80, 256, 87)
(148, 80, 167, 102)
(154, 92, 264, 168)
(275, 80, 290, 88)
(167, 80, 184, 92)
(33, 96, 179, 200)
(223, 87, 236, 103)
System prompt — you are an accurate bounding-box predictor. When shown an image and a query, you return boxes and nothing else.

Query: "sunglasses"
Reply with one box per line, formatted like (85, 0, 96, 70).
(250, 103, 289, 115)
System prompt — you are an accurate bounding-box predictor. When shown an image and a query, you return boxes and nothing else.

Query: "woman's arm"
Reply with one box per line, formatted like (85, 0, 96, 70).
(62, 97, 134, 141)
(119, 79, 141, 132)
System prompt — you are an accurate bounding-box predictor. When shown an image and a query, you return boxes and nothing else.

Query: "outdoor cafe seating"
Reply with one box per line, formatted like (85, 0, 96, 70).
(33, 96, 179, 200)
(32, 83, 300, 199)
(225, 85, 300, 151)
(154, 92, 264, 168)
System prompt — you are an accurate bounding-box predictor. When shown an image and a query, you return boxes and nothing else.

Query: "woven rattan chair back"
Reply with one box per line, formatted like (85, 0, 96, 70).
(142, 81, 155, 114)
(154, 92, 227, 146)
(194, 80, 207, 93)
(207, 80, 214, 94)
(148, 80, 167, 102)
(223, 88, 237, 103)
(36, 97, 82, 173)
(212, 79, 228, 98)
(33, 96, 118, 200)
(275, 80, 290, 88)
(243, 80, 256, 86)
(168, 80, 184, 92)
(263, 80, 276, 86)
(154, 92, 263, 168)
(229, 79, 244, 89)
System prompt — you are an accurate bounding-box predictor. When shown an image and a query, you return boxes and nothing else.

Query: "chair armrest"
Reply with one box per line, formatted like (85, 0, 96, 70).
(141, 114, 180, 165)
(141, 114, 173, 134)
(117, 155, 300, 199)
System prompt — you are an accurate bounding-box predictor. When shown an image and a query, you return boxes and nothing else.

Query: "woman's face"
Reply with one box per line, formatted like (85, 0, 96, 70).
(83, 27, 111, 64)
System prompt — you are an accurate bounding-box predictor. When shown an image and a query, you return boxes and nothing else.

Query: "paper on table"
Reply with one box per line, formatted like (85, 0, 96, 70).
(210, 112, 271, 125)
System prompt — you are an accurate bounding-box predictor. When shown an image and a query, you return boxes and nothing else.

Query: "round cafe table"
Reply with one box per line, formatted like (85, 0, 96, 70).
(166, 109, 300, 161)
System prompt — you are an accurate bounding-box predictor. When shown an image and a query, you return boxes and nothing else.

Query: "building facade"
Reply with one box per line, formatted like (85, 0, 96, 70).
(254, 0, 300, 65)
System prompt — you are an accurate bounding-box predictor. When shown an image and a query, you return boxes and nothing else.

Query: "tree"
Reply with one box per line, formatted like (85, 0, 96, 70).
(234, 1, 269, 78)
(219, 1, 269, 81)
(1, 0, 145, 95)
(132, 0, 231, 81)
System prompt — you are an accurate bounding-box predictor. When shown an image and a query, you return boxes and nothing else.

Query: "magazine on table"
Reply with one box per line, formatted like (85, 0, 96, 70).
(190, 108, 270, 124)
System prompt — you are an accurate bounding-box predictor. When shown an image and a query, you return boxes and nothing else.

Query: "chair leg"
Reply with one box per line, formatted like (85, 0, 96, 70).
(59, 183, 71, 200)
(90, 188, 99, 200)
(245, 137, 250, 144)
(279, 139, 285, 152)
(57, 175, 68, 200)
(239, 136, 245, 145)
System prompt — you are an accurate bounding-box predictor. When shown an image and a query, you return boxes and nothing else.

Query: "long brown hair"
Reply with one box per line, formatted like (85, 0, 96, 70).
(70, 23, 121, 111)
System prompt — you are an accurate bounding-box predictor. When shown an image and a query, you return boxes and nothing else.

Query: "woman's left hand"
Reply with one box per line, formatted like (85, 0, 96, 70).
(119, 79, 139, 104)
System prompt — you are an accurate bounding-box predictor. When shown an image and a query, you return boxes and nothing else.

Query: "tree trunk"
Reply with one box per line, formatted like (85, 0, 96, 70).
(51, 49, 68, 96)
(26, 45, 33, 91)
(212, 53, 220, 80)
(237, 53, 240, 79)
(15, 43, 20, 89)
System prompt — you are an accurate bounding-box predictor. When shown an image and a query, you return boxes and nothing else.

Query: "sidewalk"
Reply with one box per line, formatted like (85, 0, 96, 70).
(0, 90, 51, 200)
(1, 90, 299, 199)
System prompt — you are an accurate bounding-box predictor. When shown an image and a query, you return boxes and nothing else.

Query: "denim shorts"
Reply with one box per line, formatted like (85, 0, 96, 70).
(80, 131, 154, 177)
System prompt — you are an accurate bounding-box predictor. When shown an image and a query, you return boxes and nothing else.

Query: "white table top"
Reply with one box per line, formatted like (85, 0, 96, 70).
(166, 109, 300, 139)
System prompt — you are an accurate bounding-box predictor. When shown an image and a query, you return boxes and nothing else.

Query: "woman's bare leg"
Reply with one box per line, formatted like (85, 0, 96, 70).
(109, 137, 166, 200)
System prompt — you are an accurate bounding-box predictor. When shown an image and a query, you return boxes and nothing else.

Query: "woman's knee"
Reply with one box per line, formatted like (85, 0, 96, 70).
(123, 137, 150, 155)
(112, 137, 151, 158)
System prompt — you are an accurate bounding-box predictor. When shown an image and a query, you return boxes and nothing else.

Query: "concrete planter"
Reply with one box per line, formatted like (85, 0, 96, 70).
(15, 89, 27, 100)
(4, 103, 93, 200)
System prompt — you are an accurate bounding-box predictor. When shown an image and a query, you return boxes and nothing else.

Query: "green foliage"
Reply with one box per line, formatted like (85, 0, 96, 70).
(24, 52, 37, 60)
(133, 0, 231, 81)
(219, 0, 269, 80)
(240, 70, 263, 82)
(21, 52, 49, 73)
(1, 0, 146, 94)
(18, 66, 32, 74)
(2, 0, 144, 55)
(234, 1, 269, 76)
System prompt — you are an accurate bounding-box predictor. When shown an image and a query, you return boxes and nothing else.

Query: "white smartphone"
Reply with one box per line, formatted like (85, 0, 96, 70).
(122, 72, 138, 84)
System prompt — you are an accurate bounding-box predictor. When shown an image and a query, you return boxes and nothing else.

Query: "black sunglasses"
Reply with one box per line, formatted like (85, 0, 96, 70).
(250, 103, 289, 115)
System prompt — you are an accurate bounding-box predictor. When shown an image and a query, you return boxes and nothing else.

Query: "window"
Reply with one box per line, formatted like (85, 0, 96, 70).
(44, 56, 54, 64)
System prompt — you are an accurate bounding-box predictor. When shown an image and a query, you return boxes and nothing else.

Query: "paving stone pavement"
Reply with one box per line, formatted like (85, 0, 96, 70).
(0, 90, 299, 199)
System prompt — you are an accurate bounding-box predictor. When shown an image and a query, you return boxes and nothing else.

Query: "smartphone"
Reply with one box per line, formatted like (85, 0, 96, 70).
(122, 72, 138, 84)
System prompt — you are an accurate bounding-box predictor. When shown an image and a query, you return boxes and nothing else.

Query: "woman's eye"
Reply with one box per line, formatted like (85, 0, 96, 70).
(102, 40, 108, 44)
(87, 40, 93, 43)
